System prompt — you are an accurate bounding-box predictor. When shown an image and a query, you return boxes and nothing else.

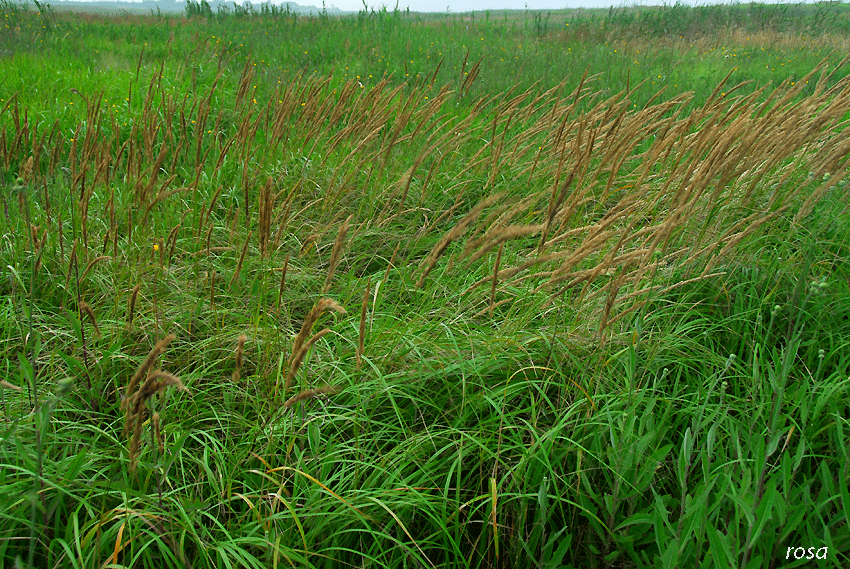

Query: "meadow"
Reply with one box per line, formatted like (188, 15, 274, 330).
(1, 0, 850, 567)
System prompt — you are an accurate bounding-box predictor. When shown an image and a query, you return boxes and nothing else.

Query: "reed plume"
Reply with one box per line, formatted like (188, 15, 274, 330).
(121, 335, 188, 472)
(126, 283, 140, 330)
(152, 411, 163, 454)
(142, 186, 192, 223)
(0, 379, 22, 392)
(276, 253, 290, 316)
(79, 301, 100, 338)
(489, 244, 504, 318)
(230, 231, 251, 289)
(232, 334, 247, 383)
(300, 234, 319, 258)
(322, 215, 351, 294)
(416, 191, 506, 288)
(258, 176, 274, 257)
(410, 65, 850, 334)
(166, 223, 181, 263)
(284, 298, 346, 393)
(21, 156, 34, 183)
(81, 255, 111, 281)
(123, 334, 175, 418)
(283, 385, 340, 410)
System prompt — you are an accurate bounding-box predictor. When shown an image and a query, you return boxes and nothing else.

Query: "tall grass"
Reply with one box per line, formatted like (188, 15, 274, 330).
(1, 2, 849, 567)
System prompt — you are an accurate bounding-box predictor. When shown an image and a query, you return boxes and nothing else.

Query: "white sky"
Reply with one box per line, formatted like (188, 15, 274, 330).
(341, 0, 630, 11)
(341, 0, 615, 10)
(49, 0, 813, 15)
(330, 0, 798, 13)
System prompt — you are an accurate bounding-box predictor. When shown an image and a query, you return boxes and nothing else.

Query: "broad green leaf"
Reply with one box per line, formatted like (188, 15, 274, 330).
(748, 481, 777, 550)
(780, 449, 794, 498)
(779, 502, 808, 542)
(728, 488, 755, 528)
(544, 527, 572, 568)
(652, 487, 675, 546)
(537, 475, 549, 513)
(635, 444, 672, 491)
(765, 430, 782, 460)
(615, 512, 653, 532)
(707, 528, 736, 568)
(706, 422, 717, 457)
(63, 448, 88, 482)
(676, 508, 701, 554)
(660, 539, 678, 569)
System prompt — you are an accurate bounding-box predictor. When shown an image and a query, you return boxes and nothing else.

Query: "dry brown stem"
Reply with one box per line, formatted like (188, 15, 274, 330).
(284, 299, 346, 393)
(233, 334, 247, 383)
(121, 336, 188, 472)
(323, 215, 351, 294)
(283, 385, 341, 410)
(230, 231, 251, 289)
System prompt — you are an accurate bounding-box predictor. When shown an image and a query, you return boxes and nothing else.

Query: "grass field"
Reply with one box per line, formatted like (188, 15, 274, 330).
(2, 1, 850, 567)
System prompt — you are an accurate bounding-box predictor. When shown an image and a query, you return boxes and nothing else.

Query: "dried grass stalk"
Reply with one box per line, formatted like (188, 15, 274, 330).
(382, 242, 400, 286)
(230, 231, 251, 289)
(286, 328, 332, 392)
(285, 298, 346, 393)
(33, 229, 46, 277)
(65, 240, 78, 293)
(300, 234, 319, 258)
(0, 379, 23, 392)
(152, 411, 163, 454)
(204, 225, 214, 256)
(258, 176, 275, 257)
(79, 301, 100, 338)
(276, 253, 290, 316)
(490, 244, 504, 318)
(80, 255, 111, 281)
(126, 283, 140, 330)
(232, 334, 247, 383)
(322, 215, 351, 294)
(283, 385, 340, 410)
(121, 335, 187, 472)
(122, 334, 176, 431)
(416, 191, 505, 288)
(165, 223, 181, 263)
(126, 370, 189, 472)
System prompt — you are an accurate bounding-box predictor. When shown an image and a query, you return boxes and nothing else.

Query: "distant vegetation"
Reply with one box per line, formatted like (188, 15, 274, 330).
(1, 1, 849, 567)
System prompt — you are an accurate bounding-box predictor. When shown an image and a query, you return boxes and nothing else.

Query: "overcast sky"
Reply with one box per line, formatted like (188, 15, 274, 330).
(339, 0, 628, 11)
(330, 0, 791, 14)
(334, 0, 624, 11)
(50, 0, 809, 15)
